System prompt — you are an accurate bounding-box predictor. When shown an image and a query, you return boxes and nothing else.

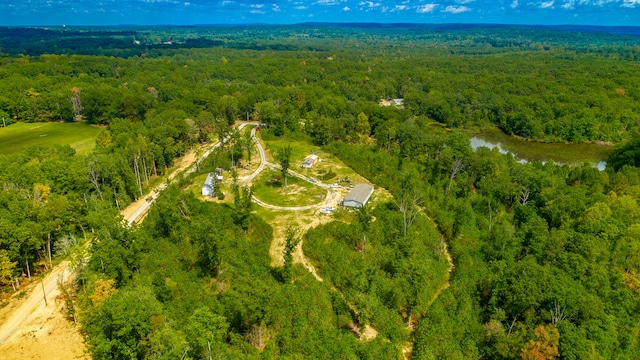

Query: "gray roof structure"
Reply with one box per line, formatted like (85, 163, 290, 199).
(343, 184, 374, 207)
(202, 173, 216, 196)
(203, 173, 215, 187)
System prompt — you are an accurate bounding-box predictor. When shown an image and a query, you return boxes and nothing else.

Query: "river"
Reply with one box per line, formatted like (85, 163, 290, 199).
(469, 129, 613, 170)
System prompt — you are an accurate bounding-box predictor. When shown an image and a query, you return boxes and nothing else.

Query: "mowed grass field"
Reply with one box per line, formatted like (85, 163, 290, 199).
(0, 122, 102, 155)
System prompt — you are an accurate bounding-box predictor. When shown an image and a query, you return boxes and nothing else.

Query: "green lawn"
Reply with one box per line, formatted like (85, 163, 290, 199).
(263, 138, 320, 165)
(0, 122, 102, 155)
(253, 168, 326, 207)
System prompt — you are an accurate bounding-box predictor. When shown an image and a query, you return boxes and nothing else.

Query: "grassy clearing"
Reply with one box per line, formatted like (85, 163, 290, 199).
(187, 173, 210, 197)
(186, 172, 235, 204)
(262, 137, 371, 186)
(252, 168, 326, 207)
(262, 138, 319, 164)
(0, 122, 101, 155)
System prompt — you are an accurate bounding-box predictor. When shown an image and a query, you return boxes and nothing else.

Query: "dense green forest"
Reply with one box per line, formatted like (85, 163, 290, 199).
(1, 25, 640, 359)
(2, 25, 640, 143)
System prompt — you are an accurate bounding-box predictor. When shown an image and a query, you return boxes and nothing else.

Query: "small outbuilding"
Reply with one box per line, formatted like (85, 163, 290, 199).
(379, 98, 405, 108)
(201, 173, 216, 197)
(391, 98, 404, 106)
(342, 184, 374, 208)
(302, 154, 319, 169)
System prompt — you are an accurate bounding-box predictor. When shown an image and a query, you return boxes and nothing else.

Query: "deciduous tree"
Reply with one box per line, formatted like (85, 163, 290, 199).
(277, 143, 292, 187)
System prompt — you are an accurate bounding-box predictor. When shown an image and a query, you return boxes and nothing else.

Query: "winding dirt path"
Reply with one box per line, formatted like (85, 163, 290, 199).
(248, 132, 457, 354)
(426, 238, 454, 309)
(247, 134, 385, 341)
(247, 133, 336, 212)
(247, 131, 337, 280)
(402, 236, 454, 360)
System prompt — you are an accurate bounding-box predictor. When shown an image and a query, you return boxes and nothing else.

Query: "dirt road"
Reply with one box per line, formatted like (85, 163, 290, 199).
(0, 122, 254, 359)
(0, 264, 71, 344)
(0, 262, 82, 360)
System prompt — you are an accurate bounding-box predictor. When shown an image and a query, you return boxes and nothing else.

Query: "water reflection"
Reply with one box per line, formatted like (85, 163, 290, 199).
(470, 136, 608, 170)
(470, 137, 527, 164)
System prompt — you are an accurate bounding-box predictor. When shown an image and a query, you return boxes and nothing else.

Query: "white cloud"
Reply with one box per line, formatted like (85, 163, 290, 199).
(539, 1, 554, 8)
(249, 9, 265, 13)
(510, 0, 518, 8)
(250, 3, 264, 8)
(272, 4, 280, 11)
(343, 6, 350, 10)
(622, 0, 640, 7)
(393, 4, 408, 11)
(561, 0, 618, 5)
(443, 5, 470, 13)
(561, 0, 574, 9)
(359, 1, 382, 8)
(315, 0, 342, 5)
(455, 0, 475, 4)
(416, 3, 438, 13)
(294, 5, 308, 9)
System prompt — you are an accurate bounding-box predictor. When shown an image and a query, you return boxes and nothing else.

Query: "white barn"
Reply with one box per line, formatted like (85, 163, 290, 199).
(343, 184, 374, 208)
(201, 173, 216, 197)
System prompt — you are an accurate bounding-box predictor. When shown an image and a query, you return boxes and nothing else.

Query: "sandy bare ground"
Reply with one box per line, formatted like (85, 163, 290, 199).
(360, 325, 378, 341)
(265, 209, 383, 343)
(254, 136, 383, 340)
(0, 124, 255, 360)
(251, 137, 386, 341)
(257, 174, 347, 280)
(0, 262, 88, 360)
(265, 210, 327, 282)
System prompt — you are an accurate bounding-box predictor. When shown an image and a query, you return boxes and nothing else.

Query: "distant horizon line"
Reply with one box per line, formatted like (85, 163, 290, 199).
(3, 22, 640, 29)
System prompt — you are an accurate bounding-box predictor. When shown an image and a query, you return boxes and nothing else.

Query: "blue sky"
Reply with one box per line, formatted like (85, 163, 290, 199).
(0, 0, 639, 26)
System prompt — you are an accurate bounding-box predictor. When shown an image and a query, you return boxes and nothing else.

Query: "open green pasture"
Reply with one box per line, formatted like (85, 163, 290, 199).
(0, 122, 101, 155)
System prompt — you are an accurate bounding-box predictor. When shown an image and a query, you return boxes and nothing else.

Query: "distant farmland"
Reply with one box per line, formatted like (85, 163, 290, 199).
(0, 122, 102, 155)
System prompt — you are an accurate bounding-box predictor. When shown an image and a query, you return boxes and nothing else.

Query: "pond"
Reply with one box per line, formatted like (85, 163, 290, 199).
(470, 129, 614, 170)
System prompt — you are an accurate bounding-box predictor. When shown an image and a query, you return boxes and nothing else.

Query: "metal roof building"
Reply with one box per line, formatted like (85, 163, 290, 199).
(201, 173, 216, 197)
(302, 154, 319, 169)
(343, 184, 374, 208)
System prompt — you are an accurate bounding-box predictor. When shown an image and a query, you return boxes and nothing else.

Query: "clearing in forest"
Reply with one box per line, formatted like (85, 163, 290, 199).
(0, 122, 102, 155)
(252, 169, 326, 207)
